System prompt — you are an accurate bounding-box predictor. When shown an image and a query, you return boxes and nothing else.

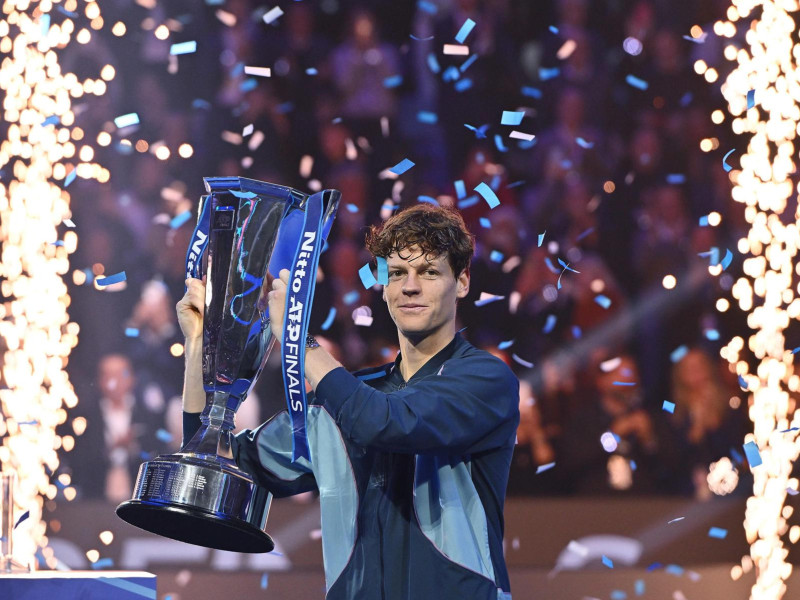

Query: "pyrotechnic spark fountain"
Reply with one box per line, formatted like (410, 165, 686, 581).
(0, 0, 109, 569)
(716, 1, 800, 598)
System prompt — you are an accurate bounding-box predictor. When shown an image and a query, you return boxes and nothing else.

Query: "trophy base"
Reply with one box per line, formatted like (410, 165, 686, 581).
(116, 499, 274, 553)
(116, 454, 274, 553)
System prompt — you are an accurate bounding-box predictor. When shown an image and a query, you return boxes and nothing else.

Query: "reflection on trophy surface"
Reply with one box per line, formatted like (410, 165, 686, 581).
(116, 176, 339, 552)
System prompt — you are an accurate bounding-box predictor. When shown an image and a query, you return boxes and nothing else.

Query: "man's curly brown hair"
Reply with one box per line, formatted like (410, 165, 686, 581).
(365, 204, 475, 278)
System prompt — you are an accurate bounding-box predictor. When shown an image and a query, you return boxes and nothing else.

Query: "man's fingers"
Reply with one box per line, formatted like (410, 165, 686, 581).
(279, 268, 290, 284)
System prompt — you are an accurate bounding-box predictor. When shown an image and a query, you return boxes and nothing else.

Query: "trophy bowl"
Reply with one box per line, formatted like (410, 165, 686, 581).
(116, 177, 339, 552)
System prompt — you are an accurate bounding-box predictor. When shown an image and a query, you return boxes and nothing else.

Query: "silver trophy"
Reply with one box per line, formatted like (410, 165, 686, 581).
(116, 177, 339, 552)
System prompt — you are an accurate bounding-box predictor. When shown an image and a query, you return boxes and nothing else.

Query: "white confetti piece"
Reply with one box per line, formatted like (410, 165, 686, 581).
(509, 131, 535, 141)
(262, 6, 284, 25)
(244, 66, 271, 78)
(443, 44, 469, 56)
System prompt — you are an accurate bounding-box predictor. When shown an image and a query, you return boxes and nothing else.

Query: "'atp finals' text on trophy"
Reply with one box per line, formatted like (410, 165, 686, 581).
(116, 177, 339, 552)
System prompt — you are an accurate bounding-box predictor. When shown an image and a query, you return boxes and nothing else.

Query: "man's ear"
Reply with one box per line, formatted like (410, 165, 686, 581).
(456, 269, 470, 299)
(382, 286, 387, 303)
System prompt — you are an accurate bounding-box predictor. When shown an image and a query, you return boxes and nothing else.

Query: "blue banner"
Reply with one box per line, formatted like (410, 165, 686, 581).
(281, 192, 325, 461)
(184, 195, 211, 287)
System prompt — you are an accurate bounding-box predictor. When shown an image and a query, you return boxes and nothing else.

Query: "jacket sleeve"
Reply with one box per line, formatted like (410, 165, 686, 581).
(232, 411, 318, 498)
(315, 354, 520, 454)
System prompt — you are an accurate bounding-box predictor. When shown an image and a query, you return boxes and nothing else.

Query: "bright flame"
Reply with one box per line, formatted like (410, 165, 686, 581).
(720, 2, 800, 598)
(0, 1, 108, 570)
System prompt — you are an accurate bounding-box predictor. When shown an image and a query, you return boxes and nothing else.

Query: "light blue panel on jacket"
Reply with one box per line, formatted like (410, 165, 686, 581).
(413, 454, 496, 583)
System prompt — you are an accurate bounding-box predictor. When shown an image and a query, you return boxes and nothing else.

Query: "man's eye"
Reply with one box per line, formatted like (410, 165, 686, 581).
(389, 270, 403, 278)
(424, 270, 438, 276)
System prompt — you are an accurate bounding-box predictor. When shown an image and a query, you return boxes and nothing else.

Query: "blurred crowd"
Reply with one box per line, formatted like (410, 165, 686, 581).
(59, 0, 759, 502)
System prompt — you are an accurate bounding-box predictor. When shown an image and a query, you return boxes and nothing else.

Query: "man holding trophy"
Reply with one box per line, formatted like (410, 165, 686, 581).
(171, 186, 520, 598)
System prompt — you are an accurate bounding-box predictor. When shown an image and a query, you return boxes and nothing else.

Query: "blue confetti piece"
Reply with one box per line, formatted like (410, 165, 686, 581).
(536, 462, 555, 474)
(463, 123, 488, 138)
(454, 78, 473, 92)
(40, 13, 50, 36)
(170, 210, 192, 229)
(260, 573, 269, 589)
(539, 67, 560, 81)
(125, 328, 140, 338)
(501, 111, 524, 126)
(343, 290, 359, 305)
(479, 217, 491, 228)
(647, 562, 663, 572)
(383, 74, 403, 88)
(417, 111, 438, 124)
(346, 203, 359, 213)
(543, 314, 557, 334)
(156, 429, 173, 443)
(490, 250, 504, 263)
(96, 271, 127, 287)
(455, 18, 476, 44)
(665, 564, 684, 576)
(475, 295, 505, 307)
(457, 196, 479, 209)
(418, 195, 439, 205)
(537, 231, 545, 247)
(544, 257, 560, 274)
(557, 258, 579, 274)
(548, 25, 559, 34)
(721, 249, 733, 270)
(56, 6, 79, 17)
(91, 558, 114, 570)
(454, 180, 466, 199)
(731, 447, 744, 464)
(42, 115, 59, 127)
(521, 86, 542, 99)
(705, 329, 720, 341)
(780, 427, 799, 433)
(460, 54, 478, 73)
(14, 511, 29, 529)
(743, 440, 762, 467)
(494, 134, 508, 153)
(376, 257, 389, 285)
(417, 0, 438, 14)
(114, 113, 140, 128)
(276, 101, 294, 114)
(576, 227, 594, 241)
(632, 459, 639, 470)
(747, 89, 756, 110)
(680, 92, 693, 106)
(498, 340, 514, 350)
(443, 68, 460, 85)
(610, 591, 627, 600)
(662, 400, 676, 414)
(595, 294, 611, 309)
(359, 263, 378, 289)
(240, 78, 258, 92)
(723, 149, 736, 172)
(699, 215, 709, 226)
(192, 98, 212, 110)
(512, 354, 534, 368)
(575, 137, 594, 149)
(670, 345, 688, 363)
(635, 580, 645, 596)
(229, 189, 258, 199)
(389, 158, 415, 175)
(306, 67, 318, 75)
(602, 555, 614, 568)
(708, 527, 728, 539)
(792, 347, 800, 354)
(666, 173, 686, 184)
(613, 381, 636, 386)
(427, 53, 441, 74)
(331, 117, 342, 124)
(410, 34, 435, 41)
(474, 182, 500, 208)
(572, 325, 582, 339)
(170, 41, 197, 55)
(626, 74, 648, 90)
(321, 307, 336, 331)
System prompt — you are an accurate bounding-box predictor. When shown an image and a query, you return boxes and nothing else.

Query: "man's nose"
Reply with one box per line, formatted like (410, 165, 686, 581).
(402, 272, 421, 294)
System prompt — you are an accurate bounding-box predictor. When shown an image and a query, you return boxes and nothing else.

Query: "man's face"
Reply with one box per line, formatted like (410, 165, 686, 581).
(382, 246, 469, 341)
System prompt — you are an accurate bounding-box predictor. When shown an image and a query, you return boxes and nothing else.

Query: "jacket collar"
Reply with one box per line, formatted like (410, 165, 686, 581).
(390, 332, 464, 385)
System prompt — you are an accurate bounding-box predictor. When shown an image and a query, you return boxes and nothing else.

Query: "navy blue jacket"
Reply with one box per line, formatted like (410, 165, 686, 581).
(185, 333, 519, 599)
